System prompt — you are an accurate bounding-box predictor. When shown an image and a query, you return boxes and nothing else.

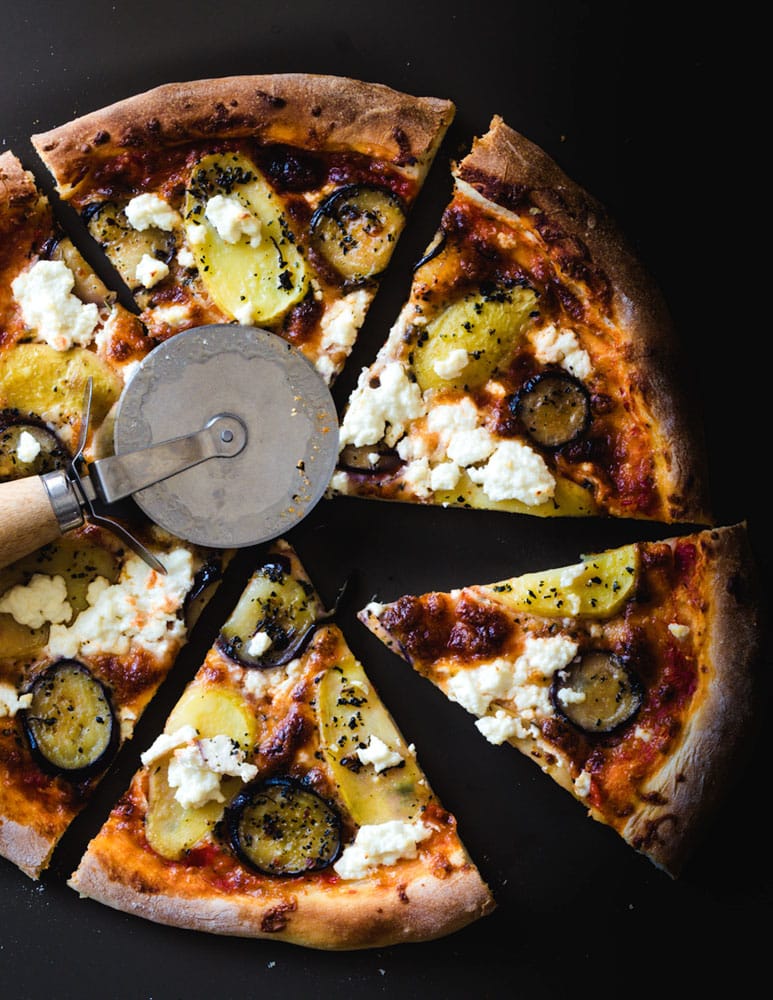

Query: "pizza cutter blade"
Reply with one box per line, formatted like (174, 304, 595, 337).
(0, 325, 340, 571)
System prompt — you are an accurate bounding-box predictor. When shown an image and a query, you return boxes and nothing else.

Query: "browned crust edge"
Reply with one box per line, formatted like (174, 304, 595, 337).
(621, 522, 764, 876)
(456, 115, 711, 525)
(68, 849, 495, 949)
(0, 150, 46, 234)
(31, 74, 456, 195)
(0, 814, 56, 880)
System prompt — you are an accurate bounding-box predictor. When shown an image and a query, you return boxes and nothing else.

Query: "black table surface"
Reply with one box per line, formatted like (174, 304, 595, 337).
(1, 3, 769, 997)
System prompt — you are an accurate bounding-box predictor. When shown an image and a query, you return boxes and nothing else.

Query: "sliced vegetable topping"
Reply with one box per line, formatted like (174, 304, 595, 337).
(21, 660, 118, 779)
(411, 284, 538, 393)
(338, 443, 401, 475)
(217, 555, 323, 668)
(551, 650, 643, 735)
(318, 648, 431, 826)
(226, 777, 341, 876)
(310, 184, 405, 284)
(183, 152, 308, 325)
(0, 413, 68, 482)
(84, 201, 173, 294)
(511, 371, 591, 448)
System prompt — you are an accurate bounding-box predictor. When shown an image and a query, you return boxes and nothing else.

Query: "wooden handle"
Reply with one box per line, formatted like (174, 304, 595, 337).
(0, 476, 63, 570)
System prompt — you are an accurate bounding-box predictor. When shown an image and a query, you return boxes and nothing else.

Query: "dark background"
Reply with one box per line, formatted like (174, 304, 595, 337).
(1, 2, 768, 996)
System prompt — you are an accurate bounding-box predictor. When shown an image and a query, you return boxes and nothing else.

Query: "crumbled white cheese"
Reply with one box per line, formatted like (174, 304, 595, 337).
(177, 246, 197, 269)
(429, 461, 461, 492)
(234, 301, 256, 326)
(119, 705, 137, 740)
(356, 735, 403, 773)
(12, 259, 99, 351)
(320, 289, 370, 351)
(241, 656, 305, 700)
(46, 548, 194, 660)
(556, 685, 586, 706)
(467, 440, 555, 504)
(668, 622, 690, 639)
(396, 432, 431, 462)
(475, 710, 522, 745)
(573, 770, 592, 798)
(634, 725, 652, 742)
(135, 253, 169, 289)
(314, 353, 336, 382)
(15, 430, 41, 464)
(167, 734, 258, 809)
(531, 324, 591, 380)
(448, 635, 578, 723)
(433, 347, 469, 380)
(0, 682, 33, 719)
(0, 574, 72, 629)
(402, 457, 433, 498)
(339, 362, 425, 448)
(246, 630, 272, 657)
(333, 820, 432, 880)
(361, 601, 386, 619)
(426, 397, 479, 441)
(186, 221, 207, 245)
(125, 193, 181, 232)
(205, 194, 262, 246)
(559, 562, 586, 586)
(446, 426, 495, 468)
(140, 724, 198, 767)
(150, 301, 196, 328)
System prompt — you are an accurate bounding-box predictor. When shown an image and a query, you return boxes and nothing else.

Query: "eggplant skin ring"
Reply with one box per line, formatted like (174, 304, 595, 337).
(20, 660, 119, 780)
(225, 776, 342, 876)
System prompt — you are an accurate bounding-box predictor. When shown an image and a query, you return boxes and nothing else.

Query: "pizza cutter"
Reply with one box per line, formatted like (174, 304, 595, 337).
(0, 325, 340, 573)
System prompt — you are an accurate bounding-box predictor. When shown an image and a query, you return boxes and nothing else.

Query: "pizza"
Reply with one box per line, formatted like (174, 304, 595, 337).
(358, 522, 762, 877)
(68, 539, 495, 948)
(0, 151, 225, 878)
(328, 115, 711, 524)
(31, 74, 455, 384)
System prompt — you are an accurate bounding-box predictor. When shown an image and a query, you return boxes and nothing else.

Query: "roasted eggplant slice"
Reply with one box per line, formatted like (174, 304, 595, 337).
(310, 184, 405, 284)
(511, 371, 591, 448)
(45, 235, 113, 306)
(21, 660, 119, 779)
(84, 201, 173, 294)
(0, 413, 69, 482)
(551, 650, 643, 735)
(338, 443, 401, 475)
(226, 776, 341, 876)
(217, 555, 324, 668)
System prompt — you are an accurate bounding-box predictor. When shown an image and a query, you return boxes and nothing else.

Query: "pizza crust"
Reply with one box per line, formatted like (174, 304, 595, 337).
(69, 846, 494, 949)
(0, 150, 46, 234)
(31, 74, 456, 196)
(618, 523, 762, 876)
(0, 815, 56, 880)
(455, 116, 711, 525)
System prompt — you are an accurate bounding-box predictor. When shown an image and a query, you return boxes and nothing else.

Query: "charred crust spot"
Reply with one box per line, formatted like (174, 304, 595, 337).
(260, 900, 297, 933)
(397, 883, 410, 903)
(146, 118, 161, 135)
(632, 813, 679, 852)
(310, 105, 322, 117)
(639, 790, 669, 806)
(256, 90, 287, 109)
(93, 130, 110, 145)
(392, 126, 417, 166)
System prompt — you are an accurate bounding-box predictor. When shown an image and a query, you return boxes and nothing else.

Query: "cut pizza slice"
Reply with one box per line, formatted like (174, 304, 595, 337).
(358, 522, 762, 878)
(31, 74, 455, 384)
(0, 151, 226, 879)
(68, 539, 495, 949)
(329, 115, 711, 523)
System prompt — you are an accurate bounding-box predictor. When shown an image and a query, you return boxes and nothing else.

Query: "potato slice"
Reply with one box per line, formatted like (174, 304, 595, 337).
(412, 285, 538, 393)
(0, 343, 122, 430)
(145, 683, 259, 860)
(165, 682, 257, 749)
(433, 469, 598, 517)
(0, 537, 120, 659)
(184, 152, 308, 325)
(318, 648, 431, 826)
(477, 543, 639, 618)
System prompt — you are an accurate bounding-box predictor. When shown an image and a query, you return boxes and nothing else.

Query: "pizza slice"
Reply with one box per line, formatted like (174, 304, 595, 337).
(31, 74, 455, 384)
(0, 151, 225, 879)
(358, 522, 762, 878)
(68, 539, 495, 948)
(329, 115, 711, 523)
